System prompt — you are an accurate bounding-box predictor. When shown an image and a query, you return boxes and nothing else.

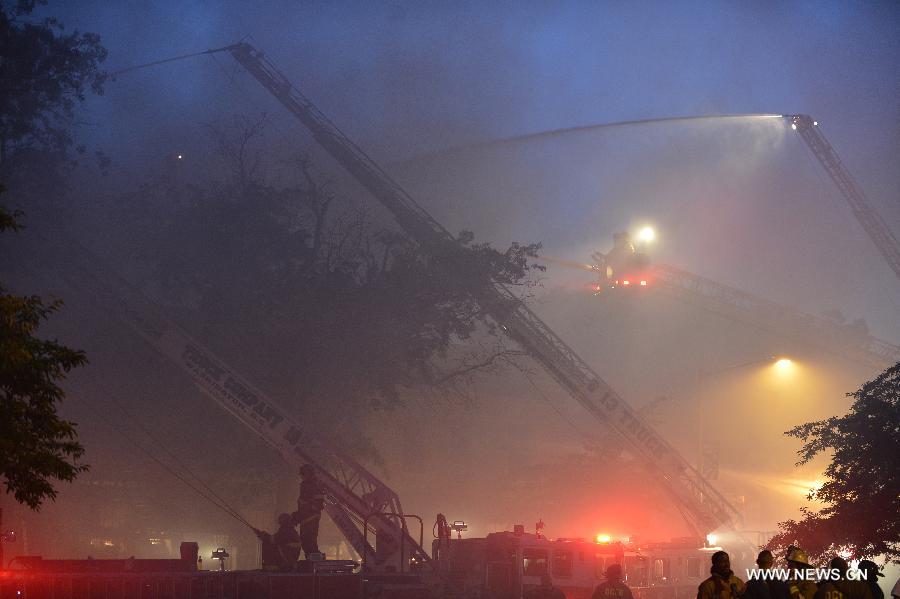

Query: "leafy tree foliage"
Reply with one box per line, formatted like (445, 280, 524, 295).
(139, 117, 542, 421)
(0, 0, 107, 185)
(0, 198, 88, 510)
(767, 362, 900, 563)
(0, 1, 104, 509)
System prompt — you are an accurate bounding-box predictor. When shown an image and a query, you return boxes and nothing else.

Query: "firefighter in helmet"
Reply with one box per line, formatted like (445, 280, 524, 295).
(785, 547, 817, 599)
(857, 561, 883, 599)
(697, 550, 746, 599)
(292, 464, 325, 559)
(592, 563, 635, 599)
(255, 513, 301, 572)
(744, 550, 783, 599)
(605, 231, 636, 281)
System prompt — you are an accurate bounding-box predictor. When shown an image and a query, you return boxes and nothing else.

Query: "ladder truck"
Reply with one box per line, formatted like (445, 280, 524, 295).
(787, 114, 900, 281)
(216, 42, 744, 542)
(40, 232, 431, 575)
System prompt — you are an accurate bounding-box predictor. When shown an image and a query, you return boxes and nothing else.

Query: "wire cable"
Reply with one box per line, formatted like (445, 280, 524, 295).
(31, 229, 258, 529)
(70, 391, 255, 530)
(107, 45, 237, 79)
(100, 383, 257, 529)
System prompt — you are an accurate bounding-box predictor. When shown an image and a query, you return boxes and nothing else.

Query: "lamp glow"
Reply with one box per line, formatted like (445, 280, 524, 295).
(637, 226, 656, 243)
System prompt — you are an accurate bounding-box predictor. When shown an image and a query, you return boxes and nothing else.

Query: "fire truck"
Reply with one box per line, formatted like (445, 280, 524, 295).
(432, 525, 713, 599)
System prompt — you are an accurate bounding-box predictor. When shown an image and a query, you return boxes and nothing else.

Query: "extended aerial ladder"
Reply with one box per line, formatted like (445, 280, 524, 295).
(652, 264, 900, 370)
(38, 232, 430, 573)
(218, 42, 743, 539)
(787, 114, 900, 281)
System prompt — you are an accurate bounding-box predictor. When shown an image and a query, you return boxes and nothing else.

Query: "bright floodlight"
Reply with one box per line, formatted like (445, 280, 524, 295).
(791, 123, 797, 131)
(637, 226, 656, 243)
(775, 358, 793, 369)
(596, 534, 611, 544)
(773, 358, 795, 376)
(706, 533, 718, 547)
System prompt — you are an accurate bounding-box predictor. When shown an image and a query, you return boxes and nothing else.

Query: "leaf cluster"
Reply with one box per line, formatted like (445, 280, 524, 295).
(0, 286, 88, 509)
(0, 0, 107, 173)
(132, 112, 544, 413)
(146, 176, 542, 410)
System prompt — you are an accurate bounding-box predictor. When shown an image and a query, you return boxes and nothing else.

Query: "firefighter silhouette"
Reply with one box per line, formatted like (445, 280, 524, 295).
(292, 464, 325, 558)
(255, 513, 301, 572)
(591, 564, 635, 599)
(697, 551, 746, 599)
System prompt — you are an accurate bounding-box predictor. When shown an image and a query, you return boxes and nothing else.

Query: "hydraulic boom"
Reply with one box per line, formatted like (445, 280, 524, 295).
(788, 114, 900, 280)
(222, 42, 742, 536)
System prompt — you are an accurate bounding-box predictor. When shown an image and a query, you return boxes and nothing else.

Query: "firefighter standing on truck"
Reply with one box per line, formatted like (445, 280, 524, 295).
(293, 464, 325, 559)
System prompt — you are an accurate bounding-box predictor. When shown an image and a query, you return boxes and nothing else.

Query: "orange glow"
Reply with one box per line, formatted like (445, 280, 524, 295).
(596, 533, 612, 543)
(774, 358, 793, 370)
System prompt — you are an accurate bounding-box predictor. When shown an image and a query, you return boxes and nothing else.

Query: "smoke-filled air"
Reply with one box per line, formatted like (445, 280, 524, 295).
(0, 2, 897, 599)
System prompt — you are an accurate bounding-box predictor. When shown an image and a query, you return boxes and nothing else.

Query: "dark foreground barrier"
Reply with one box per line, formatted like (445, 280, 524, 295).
(0, 570, 364, 599)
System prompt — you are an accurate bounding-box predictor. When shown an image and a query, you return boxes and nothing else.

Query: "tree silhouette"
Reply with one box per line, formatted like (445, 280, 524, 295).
(768, 362, 900, 563)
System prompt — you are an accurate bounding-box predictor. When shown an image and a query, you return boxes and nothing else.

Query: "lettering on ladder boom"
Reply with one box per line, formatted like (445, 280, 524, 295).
(182, 344, 283, 429)
(616, 409, 667, 459)
(223, 377, 283, 428)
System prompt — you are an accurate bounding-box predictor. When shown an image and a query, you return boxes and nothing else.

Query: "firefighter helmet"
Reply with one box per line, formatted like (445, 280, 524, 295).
(606, 564, 623, 579)
(786, 547, 810, 566)
(857, 560, 883, 577)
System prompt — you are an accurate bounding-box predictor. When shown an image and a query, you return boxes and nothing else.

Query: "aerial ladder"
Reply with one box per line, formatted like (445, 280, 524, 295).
(652, 263, 900, 371)
(38, 232, 430, 573)
(787, 114, 900, 281)
(218, 42, 743, 539)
